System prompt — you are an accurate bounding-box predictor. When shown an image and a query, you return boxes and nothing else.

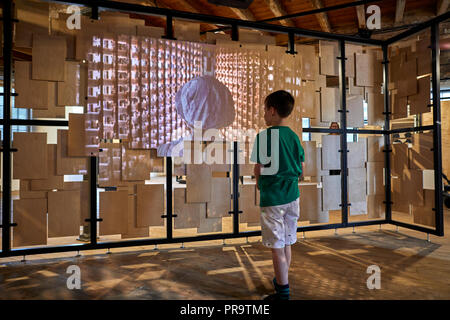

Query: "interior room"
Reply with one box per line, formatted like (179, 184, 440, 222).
(0, 0, 449, 301)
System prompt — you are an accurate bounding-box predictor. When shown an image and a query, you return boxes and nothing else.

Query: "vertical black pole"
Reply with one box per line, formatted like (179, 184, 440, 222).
(164, 15, 175, 40)
(2, 0, 13, 253)
(431, 23, 444, 236)
(89, 156, 98, 244)
(231, 24, 239, 42)
(382, 44, 392, 222)
(232, 141, 240, 234)
(338, 40, 348, 225)
(166, 157, 173, 239)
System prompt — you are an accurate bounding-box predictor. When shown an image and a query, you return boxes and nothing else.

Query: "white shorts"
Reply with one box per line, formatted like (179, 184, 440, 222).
(260, 198, 300, 249)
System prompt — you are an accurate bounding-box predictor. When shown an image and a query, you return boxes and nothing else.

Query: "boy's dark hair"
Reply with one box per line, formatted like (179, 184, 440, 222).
(264, 90, 295, 118)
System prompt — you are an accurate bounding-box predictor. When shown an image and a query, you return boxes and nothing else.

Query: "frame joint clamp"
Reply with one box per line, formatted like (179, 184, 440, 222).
(161, 214, 177, 218)
(85, 218, 103, 222)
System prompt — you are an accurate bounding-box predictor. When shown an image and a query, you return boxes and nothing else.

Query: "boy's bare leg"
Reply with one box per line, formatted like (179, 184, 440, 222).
(271, 248, 289, 286)
(284, 245, 292, 268)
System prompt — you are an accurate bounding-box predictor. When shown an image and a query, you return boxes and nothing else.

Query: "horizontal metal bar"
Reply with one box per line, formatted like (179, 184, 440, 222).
(0, 119, 69, 126)
(46, 0, 383, 45)
(202, 0, 382, 34)
(303, 128, 386, 134)
(385, 11, 450, 45)
(389, 125, 434, 134)
(390, 220, 439, 235)
(0, 220, 390, 258)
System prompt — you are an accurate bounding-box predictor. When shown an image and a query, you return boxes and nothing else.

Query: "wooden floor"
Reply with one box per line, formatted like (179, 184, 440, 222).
(1, 211, 450, 300)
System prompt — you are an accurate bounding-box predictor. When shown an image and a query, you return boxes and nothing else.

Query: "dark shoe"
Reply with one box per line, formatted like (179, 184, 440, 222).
(263, 292, 289, 301)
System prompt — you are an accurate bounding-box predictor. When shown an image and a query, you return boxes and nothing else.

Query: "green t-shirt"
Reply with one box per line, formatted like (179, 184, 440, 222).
(250, 126, 304, 207)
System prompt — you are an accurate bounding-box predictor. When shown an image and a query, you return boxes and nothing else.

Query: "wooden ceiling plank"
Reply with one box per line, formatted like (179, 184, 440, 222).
(309, 0, 332, 32)
(437, 0, 449, 15)
(262, 0, 295, 27)
(356, 4, 366, 28)
(395, 0, 406, 25)
(229, 7, 256, 21)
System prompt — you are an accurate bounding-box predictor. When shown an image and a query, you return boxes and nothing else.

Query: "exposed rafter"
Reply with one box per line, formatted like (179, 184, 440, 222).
(229, 7, 256, 21)
(356, 4, 366, 28)
(309, 0, 332, 33)
(437, 0, 449, 15)
(262, 0, 295, 27)
(395, 0, 406, 25)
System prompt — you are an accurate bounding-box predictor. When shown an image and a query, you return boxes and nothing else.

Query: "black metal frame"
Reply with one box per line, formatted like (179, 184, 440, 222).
(0, 0, 448, 257)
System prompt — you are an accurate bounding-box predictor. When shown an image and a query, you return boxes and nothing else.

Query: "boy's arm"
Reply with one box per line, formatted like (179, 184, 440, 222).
(254, 163, 262, 190)
(299, 162, 304, 181)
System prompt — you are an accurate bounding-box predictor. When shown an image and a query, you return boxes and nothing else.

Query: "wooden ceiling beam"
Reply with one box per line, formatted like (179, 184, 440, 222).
(309, 0, 332, 33)
(437, 0, 449, 15)
(261, 0, 295, 27)
(228, 7, 256, 21)
(356, 4, 366, 29)
(395, 0, 406, 25)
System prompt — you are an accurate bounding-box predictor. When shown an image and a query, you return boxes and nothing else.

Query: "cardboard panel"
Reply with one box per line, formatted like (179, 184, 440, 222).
(30, 144, 64, 191)
(298, 45, 317, 80)
(299, 184, 321, 222)
(150, 149, 164, 172)
(416, 39, 431, 76)
(319, 41, 338, 76)
(13, 132, 48, 179)
(301, 141, 317, 177)
(14, 61, 49, 109)
(56, 130, 88, 175)
(121, 146, 151, 181)
(347, 95, 364, 128)
(367, 136, 385, 162)
(349, 201, 368, 216)
(136, 184, 165, 227)
(32, 34, 66, 81)
(392, 168, 424, 207)
(240, 184, 259, 224)
(348, 77, 364, 95)
(204, 141, 232, 172)
(392, 143, 409, 176)
(367, 162, 384, 195)
(367, 194, 385, 219)
(99, 190, 128, 235)
(348, 138, 367, 168)
(206, 177, 231, 218)
(57, 61, 79, 106)
(13, 198, 47, 247)
(349, 168, 366, 203)
(397, 57, 417, 97)
(197, 216, 223, 234)
(68, 113, 98, 157)
(345, 44, 363, 79)
(32, 82, 66, 118)
(186, 164, 212, 203)
(410, 131, 433, 170)
(321, 135, 340, 170)
(322, 175, 341, 211)
(98, 142, 122, 187)
(367, 91, 385, 126)
(299, 81, 316, 118)
(408, 75, 430, 115)
(321, 87, 339, 122)
(174, 188, 204, 229)
(122, 195, 150, 239)
(63, 181, 90, 224)
(355, 52, 376, 87)
(48, 190, 81, 237)
(413, 189, 435, 227)
(19, 180, 47, 199)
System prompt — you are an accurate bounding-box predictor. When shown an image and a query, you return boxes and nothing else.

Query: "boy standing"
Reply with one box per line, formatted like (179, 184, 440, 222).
(250, 90, 304, 300)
